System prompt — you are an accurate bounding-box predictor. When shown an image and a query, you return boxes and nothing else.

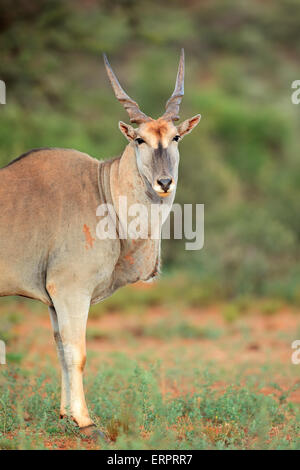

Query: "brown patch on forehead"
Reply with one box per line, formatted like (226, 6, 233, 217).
(144, 118, 170, 137)
(139, 118, 176, 147)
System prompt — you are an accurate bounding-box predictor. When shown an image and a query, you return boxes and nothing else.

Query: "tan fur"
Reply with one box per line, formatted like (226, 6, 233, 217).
(0, 55, 201, 431)
(139, 118, 177, 148)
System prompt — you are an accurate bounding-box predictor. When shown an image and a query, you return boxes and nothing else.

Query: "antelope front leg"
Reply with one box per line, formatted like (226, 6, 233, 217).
(49, 293, 93, 429)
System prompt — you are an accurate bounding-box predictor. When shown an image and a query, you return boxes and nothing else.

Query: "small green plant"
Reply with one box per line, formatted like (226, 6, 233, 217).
(222, 304, 241, 323)
(260, 299, 283, 316)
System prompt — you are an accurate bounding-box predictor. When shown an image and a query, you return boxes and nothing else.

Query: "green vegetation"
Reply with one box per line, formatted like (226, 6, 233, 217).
(0, 357, 299, 449)
(89, 276, 221, 317)
(0, 294, 299, 450)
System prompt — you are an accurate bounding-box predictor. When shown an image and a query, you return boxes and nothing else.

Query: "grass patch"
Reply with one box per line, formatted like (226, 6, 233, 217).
(0, 357, 299, 449)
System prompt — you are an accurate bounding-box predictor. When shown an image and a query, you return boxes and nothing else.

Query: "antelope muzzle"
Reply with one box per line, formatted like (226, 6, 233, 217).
(153, 176, 175, 197)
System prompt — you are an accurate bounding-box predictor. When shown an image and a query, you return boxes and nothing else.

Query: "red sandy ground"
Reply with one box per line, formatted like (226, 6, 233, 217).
(2, 288, 300, 449)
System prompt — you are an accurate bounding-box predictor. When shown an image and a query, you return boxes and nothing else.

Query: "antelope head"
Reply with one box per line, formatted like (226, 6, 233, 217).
(104, 49, 201, 198)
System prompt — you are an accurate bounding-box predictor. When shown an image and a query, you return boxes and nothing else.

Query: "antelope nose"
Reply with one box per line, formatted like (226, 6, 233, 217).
(157, 178, 173, 192)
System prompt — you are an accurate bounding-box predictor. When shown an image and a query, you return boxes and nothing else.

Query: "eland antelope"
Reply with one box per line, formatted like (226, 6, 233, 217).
(0, 50, 201, 436)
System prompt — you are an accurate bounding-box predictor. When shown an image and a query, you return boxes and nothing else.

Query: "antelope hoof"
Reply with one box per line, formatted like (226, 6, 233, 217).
(79, 424, 106, 441)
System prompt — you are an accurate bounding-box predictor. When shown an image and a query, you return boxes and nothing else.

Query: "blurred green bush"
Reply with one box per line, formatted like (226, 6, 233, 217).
(1, 0, 300, 300)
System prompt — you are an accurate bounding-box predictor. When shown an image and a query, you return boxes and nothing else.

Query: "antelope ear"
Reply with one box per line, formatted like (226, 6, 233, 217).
(119, 121, 137, 141)
(177, 114, 201, 138)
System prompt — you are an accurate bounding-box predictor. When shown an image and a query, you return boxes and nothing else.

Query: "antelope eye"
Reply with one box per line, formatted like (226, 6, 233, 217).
(135, 138, 145, 145)
(173, 135, 180, 142)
